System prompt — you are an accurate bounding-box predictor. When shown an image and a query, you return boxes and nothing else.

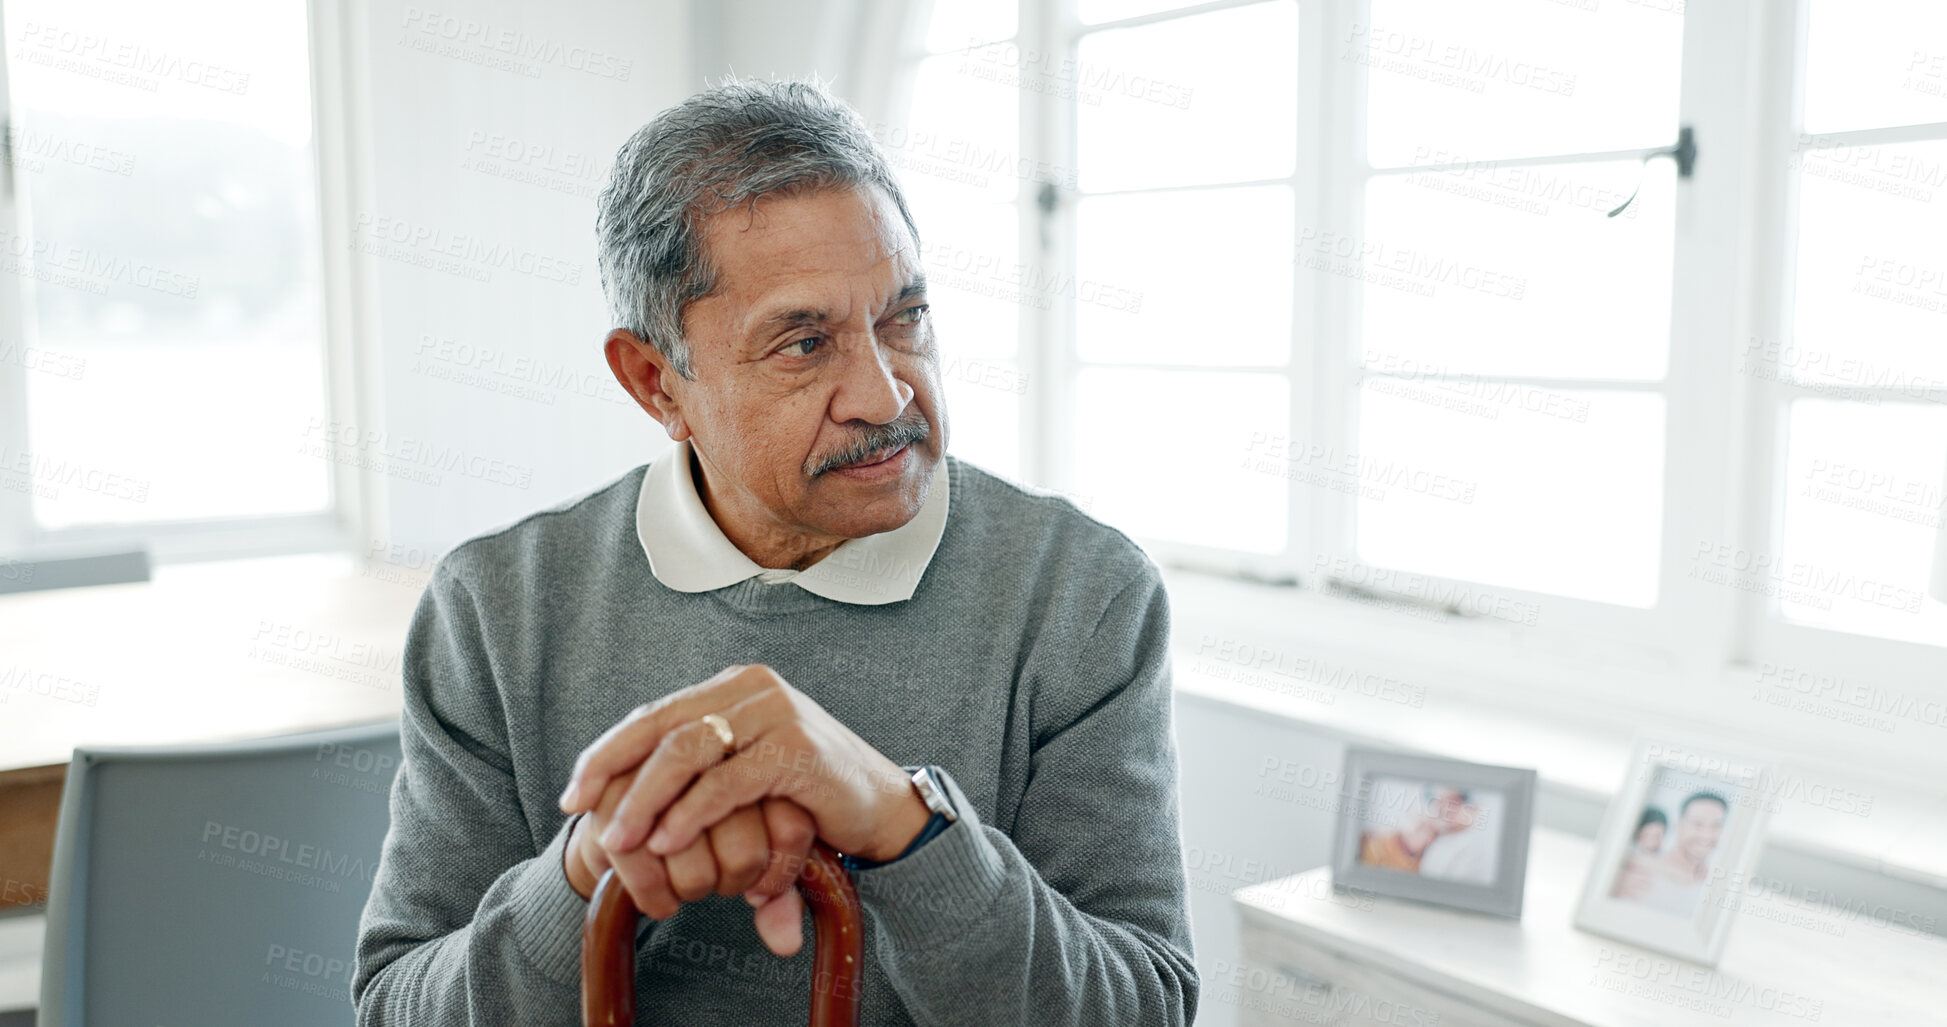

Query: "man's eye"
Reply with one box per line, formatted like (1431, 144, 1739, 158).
(783, 337, 823, 357)
(894, 304, 929, 326)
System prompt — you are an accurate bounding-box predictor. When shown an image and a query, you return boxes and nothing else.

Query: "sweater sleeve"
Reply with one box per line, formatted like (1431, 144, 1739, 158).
(351, 560, 592, 1024)
(851, 562, 1199, 1026)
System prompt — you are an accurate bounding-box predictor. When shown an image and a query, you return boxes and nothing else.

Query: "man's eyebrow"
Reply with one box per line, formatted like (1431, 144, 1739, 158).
(894, 274, 927, 304)
(756, 307, 831, 333)
(749, 275, 930, 336)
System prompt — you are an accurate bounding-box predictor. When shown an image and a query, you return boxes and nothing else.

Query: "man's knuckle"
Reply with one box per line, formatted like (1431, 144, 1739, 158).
(618, 870, 664, 914)
(774, 816, 814, 850)
(673, 872, 712, 901)
(639, 886, 677, 919)
(727, 850, 764, 880)
(755, 687, 793, 718)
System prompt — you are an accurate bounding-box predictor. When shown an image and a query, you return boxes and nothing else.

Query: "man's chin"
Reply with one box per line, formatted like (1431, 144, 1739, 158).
(805, 450, 933, 536)
(804, 504, 922, 541)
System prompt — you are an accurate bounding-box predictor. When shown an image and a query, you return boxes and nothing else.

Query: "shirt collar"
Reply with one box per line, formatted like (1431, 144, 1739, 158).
(635, 438, 949, 605)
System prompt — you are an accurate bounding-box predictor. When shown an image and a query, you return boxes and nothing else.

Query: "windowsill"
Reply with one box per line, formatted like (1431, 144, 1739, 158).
(1162, 566, 1947, 896)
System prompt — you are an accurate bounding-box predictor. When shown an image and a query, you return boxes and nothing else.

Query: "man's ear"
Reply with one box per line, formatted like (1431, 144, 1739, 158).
(605, 329, 690, 441)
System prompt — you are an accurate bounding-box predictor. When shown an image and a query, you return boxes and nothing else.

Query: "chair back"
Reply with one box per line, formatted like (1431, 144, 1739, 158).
(39, 720, 401, 1025)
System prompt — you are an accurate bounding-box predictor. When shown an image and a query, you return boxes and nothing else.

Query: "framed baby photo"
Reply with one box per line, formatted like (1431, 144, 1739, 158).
(1330, 748, 1538, 918)
(1573, 736, 1775, 966)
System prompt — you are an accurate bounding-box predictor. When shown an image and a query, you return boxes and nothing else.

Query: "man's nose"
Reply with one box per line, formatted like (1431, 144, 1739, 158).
(829, 338, 914, 425)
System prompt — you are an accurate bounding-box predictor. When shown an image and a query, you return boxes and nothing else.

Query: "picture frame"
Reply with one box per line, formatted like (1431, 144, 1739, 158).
(1572, 736, 1775, 966)
(1330, 747, 1539, 918)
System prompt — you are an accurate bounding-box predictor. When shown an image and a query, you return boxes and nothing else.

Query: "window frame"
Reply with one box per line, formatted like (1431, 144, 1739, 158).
(1038, 0, 1743, 674)
(0, 0, 370, 565)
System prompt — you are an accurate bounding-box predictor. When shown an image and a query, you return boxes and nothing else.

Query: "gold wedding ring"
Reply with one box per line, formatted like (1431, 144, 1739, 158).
(700, 713, 736, 756)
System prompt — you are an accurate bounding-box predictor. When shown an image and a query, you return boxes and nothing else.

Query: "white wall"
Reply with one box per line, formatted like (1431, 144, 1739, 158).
(351, 0, 689, 553)
(687, 0, 911, 122)
(1174, 696, 1343, 1027)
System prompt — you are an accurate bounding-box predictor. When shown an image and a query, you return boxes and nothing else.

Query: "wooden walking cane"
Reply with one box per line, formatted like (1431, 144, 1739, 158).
(582, 840, 865, 1026)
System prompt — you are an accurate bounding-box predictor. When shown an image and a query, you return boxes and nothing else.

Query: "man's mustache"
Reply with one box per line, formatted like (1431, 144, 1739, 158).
(807, 413, 931, 477)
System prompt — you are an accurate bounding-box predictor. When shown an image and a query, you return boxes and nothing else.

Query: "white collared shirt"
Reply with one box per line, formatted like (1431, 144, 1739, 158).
(635, 438, 950, 605)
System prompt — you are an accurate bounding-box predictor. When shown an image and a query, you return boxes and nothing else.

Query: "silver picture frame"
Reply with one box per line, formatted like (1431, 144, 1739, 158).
(1330, 747, 1538, 918)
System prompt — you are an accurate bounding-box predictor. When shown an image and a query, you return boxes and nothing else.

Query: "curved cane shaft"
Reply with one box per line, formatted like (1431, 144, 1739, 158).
(581, 863, 639, 1027)
(582, 840, 864, 1027)
(799, 841, 865, 1027)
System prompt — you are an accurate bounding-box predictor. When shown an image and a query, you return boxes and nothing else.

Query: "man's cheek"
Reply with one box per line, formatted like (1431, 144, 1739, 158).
(913, 370, 949, 451)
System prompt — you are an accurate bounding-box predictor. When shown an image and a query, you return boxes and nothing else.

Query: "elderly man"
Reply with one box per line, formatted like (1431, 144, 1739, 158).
(351, 79, 1196, 1025)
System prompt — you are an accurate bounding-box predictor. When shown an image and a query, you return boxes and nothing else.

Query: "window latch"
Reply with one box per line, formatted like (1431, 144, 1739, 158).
(1607, 124, 1696, 218)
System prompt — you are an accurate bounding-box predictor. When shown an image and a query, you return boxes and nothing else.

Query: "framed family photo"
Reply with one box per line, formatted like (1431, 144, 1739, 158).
(1330, 748, 1539, 918)
(1573, 736, 1776, 966)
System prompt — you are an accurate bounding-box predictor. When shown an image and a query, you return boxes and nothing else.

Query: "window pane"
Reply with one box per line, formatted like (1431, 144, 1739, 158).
(1773, 399, 1947, 645)
(913, 199, 1021, 474)
(923, 0, 1015, 53)
(1355, 385, 1664, 607)
(914, 201, 1020, 361)
(1362, 0, 1683, 167)
(1360, 161, 1673, 380)
(940, 357, 1021, 480)
(1075, 369, 1287, 552)
(1076, 186, 1291, 367)
(1077, 1, 1296, 193)
(900, 40, 1025, 480)
(1804, 0, 1947, 134)
(8, 0, 330, 527)
(1788, 139, 1947, 391)
(897, 53, 1021, 208)
(898, 52, 1023, 360)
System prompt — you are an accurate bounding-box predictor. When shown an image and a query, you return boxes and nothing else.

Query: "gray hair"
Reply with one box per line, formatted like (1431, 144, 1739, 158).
(595, 77, 921, 379)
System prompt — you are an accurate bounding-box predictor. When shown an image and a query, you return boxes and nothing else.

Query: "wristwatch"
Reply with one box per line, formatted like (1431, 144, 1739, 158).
(842, 765, 958, 872)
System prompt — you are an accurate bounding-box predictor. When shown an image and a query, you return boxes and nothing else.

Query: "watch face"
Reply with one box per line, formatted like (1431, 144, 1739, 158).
(916, 767, 958, 820)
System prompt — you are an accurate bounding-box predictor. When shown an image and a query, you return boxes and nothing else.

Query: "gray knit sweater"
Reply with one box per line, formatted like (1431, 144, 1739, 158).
(350, 454, 1198, 1025)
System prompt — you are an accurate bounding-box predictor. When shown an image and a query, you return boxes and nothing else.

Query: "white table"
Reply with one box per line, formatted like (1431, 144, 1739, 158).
(0, 554, 416, 774)
(1232, 827, 1947, 1026)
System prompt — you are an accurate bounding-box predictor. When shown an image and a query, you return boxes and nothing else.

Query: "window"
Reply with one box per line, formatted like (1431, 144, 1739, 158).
(1353, 0, 1682, 609)
(891, 0, 1947, 722)
(1069, 2, 1297, 556)
(0, 0, 341, 560)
